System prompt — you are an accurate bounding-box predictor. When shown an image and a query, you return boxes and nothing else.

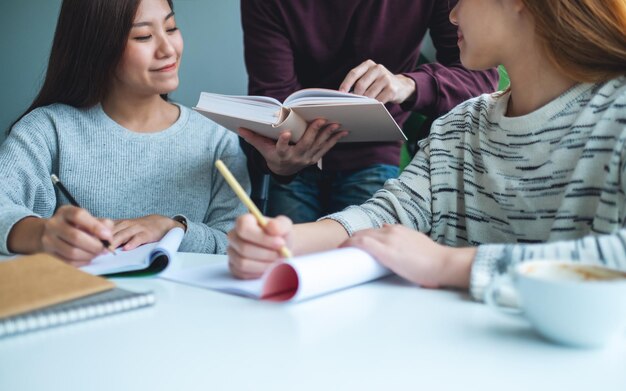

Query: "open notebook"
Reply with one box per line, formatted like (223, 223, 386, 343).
(162, 247, 391, 302)
(80, 227, 184, 275)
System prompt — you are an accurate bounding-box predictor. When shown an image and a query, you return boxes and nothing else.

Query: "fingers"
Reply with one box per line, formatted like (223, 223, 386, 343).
(111, 223, 151, 250)
(227, 214, 292, 278)
(339, 59, 376, 93)
(311, 130, 348, 162)
(60, 206, 112, 243)
(227, 247, 275, 280)
(275, 131, 293, 158)
(231, 214, 288, 253)
(265, 215, 293, 238)
(44, 206, 112, 259)
(238, 127, 277, 154)
(363, 77, 391, 102)
(42, 228, 101, 264)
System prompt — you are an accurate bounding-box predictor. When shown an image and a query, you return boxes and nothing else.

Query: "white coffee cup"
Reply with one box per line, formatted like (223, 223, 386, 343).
(485, 260, 626, 348)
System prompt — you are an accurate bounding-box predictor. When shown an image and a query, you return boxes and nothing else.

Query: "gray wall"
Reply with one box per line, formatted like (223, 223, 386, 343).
(0, 0, 247, 142)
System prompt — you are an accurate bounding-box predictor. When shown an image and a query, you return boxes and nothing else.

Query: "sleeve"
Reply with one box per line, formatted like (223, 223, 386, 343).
(323, 138, 434, 235)
(401, 0, 499, 118)
(0, 112, 58, 254)
(178, 131, 251, 254)
(470, 119, 626, 301)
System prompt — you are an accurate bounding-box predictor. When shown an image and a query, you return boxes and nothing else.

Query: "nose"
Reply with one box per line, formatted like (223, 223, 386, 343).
(156, 34, 176, 58)
(449, 2, 459, 26)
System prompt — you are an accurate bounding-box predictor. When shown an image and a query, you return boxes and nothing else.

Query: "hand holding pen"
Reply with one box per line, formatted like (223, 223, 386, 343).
(44, 175, 116, 264)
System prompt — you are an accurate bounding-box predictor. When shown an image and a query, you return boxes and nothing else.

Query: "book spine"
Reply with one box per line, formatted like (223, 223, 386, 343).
(0, 293, 155, 338)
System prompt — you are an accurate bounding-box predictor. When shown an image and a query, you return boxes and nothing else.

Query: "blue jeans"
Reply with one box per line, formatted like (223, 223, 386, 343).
(267, 164, 400, 223)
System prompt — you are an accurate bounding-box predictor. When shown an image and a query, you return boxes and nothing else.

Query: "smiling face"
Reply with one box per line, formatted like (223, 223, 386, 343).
(110, 0, 183, 98)
(449, 0, 528, 71)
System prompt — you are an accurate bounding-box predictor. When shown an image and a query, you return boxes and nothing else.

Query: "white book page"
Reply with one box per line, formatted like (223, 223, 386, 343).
(284, 88, 375, 107)
(80, 228, 184, 275)
(195, 92, 281, 124)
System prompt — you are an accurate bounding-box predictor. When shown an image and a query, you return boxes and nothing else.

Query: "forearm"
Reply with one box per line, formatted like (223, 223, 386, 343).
(292, 219, 349, 255)
(7, 217, 44, 254)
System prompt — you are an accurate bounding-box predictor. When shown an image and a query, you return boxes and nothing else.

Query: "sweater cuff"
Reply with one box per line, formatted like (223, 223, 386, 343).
(469, 244, 507, 302)
(0, 208, 40, 255)
(320, 206, 377, 236)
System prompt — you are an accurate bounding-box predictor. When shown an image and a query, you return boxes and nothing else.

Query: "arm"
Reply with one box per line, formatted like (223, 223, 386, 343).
(1, 112, 112, 262)
(323, 138, 435, 235)
(227, 138, 436, 278)
(179, 132, 251, 254)
(401, 0, 499, 117)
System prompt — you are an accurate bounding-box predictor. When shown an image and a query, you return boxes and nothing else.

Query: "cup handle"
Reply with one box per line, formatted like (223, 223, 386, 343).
(484, 273, 523, 316)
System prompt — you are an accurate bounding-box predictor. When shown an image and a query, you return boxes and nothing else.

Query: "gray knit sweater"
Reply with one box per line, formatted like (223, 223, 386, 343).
(326, 77, 626, 301)
(0, 103, 250, 255)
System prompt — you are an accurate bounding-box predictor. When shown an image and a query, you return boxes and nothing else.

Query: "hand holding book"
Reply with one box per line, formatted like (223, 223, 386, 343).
(194, 88, 407, 144)
(238, 118, 347, 176)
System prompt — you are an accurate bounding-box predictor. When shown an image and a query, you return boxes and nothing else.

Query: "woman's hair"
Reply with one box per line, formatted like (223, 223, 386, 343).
(523, 0, 626, 83)
(12, 0, 174, 129)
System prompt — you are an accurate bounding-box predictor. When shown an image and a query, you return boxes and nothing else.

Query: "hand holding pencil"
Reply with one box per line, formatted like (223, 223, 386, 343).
(216, 160, 294, 279)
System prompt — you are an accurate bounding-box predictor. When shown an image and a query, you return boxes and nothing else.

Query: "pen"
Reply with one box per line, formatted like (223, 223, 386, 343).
(50, 174, 116, 255)
(214, 160, 293, 259)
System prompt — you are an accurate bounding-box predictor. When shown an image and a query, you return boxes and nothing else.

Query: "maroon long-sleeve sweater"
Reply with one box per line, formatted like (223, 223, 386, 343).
(241, 0, 499, 172)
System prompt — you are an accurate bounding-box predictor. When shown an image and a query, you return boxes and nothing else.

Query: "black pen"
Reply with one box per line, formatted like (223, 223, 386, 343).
(50, 174, 116, 255)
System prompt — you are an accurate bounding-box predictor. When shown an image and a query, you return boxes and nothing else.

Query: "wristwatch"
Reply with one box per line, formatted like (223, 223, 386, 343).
(172, 215, 188, 232)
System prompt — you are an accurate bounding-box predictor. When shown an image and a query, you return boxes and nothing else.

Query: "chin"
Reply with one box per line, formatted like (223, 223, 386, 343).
(157, 81, 179, 95)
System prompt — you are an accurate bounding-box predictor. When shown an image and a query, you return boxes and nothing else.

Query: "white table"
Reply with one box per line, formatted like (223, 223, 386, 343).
(1, 253, 625, 391)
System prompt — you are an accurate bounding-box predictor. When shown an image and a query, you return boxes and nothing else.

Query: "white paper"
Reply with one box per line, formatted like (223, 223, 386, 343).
(80, 227, 184, 275)
(162, 247, 391, 302)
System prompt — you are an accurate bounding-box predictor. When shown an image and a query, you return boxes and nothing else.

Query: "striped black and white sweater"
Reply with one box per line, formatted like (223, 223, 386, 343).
(326, 76, 626, 301)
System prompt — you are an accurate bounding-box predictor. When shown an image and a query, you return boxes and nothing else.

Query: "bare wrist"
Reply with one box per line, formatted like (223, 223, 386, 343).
(267, 161, 302, 177)
(440, 247, 477, 289)
(8, 217, 45, 254)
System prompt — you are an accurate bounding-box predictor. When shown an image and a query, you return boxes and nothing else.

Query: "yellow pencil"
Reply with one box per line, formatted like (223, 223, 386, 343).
(215, 160, 293, 259)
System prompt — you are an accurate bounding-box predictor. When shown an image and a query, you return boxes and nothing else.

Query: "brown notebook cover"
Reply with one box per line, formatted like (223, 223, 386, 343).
(0, 253, 114, 319)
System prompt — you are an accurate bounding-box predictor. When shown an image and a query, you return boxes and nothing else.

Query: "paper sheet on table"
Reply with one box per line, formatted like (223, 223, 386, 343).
(80, 227, 184, 275)
(162, 247, 391, 302)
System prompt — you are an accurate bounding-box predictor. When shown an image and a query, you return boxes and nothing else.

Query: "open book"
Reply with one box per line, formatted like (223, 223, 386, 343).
(80, 227, 184, 276)
(194, 88, 407, 143)
(162, 247, 391, 302)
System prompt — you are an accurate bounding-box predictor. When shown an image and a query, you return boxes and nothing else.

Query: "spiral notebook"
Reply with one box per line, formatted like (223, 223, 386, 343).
(0, 254, 155, 338)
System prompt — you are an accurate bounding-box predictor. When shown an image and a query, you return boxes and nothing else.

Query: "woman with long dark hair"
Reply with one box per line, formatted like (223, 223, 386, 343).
(227, 0, 626, 299)
(0, 0, 249, 264)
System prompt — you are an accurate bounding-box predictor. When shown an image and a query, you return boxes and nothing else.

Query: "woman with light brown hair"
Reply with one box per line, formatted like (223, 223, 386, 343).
(227, 0, 626, 301)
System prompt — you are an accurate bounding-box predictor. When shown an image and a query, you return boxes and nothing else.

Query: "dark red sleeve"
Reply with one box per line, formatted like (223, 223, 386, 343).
(401, 0, 499, 117)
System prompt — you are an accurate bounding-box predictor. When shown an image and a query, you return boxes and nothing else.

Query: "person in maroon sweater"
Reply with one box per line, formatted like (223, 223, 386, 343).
(240, 0, 498, 223)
